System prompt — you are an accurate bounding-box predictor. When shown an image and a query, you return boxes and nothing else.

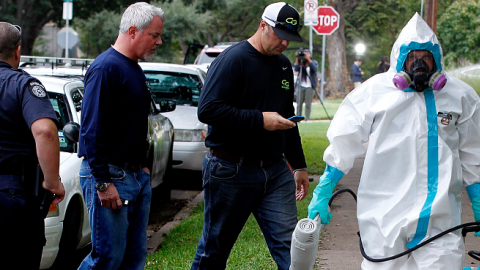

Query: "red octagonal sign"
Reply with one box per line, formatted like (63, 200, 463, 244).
(313, 6, 340, 35)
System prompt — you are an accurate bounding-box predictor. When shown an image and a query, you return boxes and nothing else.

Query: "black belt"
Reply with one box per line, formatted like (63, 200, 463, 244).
(210, 149, 278, 168)
(110, 162, 142, 172)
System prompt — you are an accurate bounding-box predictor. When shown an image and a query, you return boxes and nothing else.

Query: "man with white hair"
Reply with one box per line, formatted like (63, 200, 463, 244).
(77, 2, 164, 269)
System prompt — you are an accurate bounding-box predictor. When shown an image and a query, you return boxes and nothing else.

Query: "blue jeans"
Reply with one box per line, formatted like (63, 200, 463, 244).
(191, 152, 298, 270)
(78, 160, 151, 270)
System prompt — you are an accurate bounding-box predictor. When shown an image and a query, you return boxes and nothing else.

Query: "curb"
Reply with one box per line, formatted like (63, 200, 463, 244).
(147, 191, 205, 255)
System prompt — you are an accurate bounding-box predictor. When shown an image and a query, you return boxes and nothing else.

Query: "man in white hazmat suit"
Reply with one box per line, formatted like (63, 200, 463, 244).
(307, 13, 480, 270)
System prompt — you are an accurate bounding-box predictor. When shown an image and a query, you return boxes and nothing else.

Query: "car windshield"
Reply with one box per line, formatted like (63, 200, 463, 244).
(144, 71, 203, 106)
(48, 91, 76, 153)
(195, 53, 217, 65)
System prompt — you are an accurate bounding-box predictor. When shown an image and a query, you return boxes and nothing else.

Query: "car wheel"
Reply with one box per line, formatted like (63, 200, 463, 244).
(50, 198, 82, 269)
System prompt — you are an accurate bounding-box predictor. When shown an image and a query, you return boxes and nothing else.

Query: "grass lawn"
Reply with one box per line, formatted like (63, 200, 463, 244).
(145, 122, 330, 269)
(300, 99, 342, 121)
(456, 75, 480, 96)
(297, 122, 331, 175)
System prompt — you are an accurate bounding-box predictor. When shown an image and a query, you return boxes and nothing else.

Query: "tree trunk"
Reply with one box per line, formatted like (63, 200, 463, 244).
(12, 0, 62, 56)
(324, 0, 352, 98)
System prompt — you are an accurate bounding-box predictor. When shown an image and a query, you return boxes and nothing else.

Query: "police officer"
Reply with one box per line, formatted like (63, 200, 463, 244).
(0, 22, 65, 269)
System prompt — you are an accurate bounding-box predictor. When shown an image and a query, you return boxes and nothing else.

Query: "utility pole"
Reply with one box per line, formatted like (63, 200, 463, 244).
(424, 0, 438, 33)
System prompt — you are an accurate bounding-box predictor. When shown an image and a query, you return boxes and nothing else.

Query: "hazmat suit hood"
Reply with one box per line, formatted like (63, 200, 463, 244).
(389, 13, 445, 80)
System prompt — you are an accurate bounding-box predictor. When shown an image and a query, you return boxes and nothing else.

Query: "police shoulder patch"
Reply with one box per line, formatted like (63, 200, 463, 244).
(29, 81, 48, 99)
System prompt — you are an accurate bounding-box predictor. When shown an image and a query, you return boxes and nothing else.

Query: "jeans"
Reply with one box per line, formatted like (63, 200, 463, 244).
(296, 86, 314, 120)
(191, 152, 298, 270)
(78, 160, 151, 270)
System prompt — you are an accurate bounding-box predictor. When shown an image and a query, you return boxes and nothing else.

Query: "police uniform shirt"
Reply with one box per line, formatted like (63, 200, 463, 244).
(0, 61, 58, 172)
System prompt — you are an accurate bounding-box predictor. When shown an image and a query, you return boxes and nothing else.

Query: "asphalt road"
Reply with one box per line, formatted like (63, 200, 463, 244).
(48, 170, 203, 270)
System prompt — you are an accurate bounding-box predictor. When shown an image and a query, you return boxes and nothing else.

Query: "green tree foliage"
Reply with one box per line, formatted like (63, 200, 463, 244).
(0, 0, 136, 55)
(0, 0, 62, 55)
(342, 0, 456, 79)
(75, 10, 121, 58)
(195, 0, 271, 45)
(343, 0, 421, 78)
(151, 0, 213, 62)
(74, 0, 214, 62)
(437, 0, 480, 68)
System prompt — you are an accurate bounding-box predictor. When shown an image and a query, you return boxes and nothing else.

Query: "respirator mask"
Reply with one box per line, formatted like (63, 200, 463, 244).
(392, 50, 447, 92)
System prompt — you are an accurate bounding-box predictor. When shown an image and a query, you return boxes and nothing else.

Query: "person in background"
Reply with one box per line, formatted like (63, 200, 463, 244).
(294, 48, 318, 121)
(308, 13, 480, 270)
(352, 59, 364, 88)
(77, 2, 165, 269)
(377, 55, 390, 73)
(0, 21, 65, 270)
(192, 2, 309, 270)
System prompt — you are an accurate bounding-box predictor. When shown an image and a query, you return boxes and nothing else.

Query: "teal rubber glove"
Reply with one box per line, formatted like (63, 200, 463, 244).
(307, 175, 335, 224)
(472, 196, 480, 237)
(307, 164, 344, 224)
(467, 183, 480, 237)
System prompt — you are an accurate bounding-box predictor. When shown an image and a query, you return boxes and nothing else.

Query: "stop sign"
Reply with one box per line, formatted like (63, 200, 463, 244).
(312, 6, 340, 35)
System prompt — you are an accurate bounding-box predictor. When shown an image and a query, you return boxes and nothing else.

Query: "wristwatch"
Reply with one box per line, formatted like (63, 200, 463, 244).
(95, 182, 111, 192)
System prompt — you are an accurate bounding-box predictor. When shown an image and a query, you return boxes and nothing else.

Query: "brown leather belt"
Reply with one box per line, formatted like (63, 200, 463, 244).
(210, 149, 278, 167)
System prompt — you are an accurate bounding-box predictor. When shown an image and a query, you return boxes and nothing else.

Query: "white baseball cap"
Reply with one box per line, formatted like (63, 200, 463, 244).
(261, 2, 303, 42)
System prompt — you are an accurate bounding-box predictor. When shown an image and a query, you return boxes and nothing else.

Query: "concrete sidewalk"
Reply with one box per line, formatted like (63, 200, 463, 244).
(316, 157, 480, 269)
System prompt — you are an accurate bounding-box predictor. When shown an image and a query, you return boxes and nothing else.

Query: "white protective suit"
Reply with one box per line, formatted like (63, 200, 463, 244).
(323, 14, 480, 269)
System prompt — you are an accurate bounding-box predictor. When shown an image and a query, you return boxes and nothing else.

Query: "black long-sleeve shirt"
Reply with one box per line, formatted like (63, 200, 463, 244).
(197, 41, 307, 170)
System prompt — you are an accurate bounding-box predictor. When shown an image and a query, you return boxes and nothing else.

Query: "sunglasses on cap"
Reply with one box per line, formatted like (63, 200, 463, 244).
(13, 24, 21, 44)
(264, 17, 303, 33)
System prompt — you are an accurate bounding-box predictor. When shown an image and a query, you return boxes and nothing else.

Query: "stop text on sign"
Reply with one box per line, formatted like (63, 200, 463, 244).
(318, 15, 337, 26)
(313, 6, 340, 35)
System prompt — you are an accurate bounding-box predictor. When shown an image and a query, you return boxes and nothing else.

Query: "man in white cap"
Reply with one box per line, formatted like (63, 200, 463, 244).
(308, 13, 480, 269)
(192, 2, 309, 269)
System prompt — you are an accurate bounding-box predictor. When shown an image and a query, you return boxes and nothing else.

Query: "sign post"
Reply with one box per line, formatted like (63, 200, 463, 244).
(304, 0, 318, 55)
(312, 5, 340, 102)
(63, 0, 73, 58)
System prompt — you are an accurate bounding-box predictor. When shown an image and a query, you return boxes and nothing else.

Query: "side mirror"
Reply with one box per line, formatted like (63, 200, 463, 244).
(158, 100, 176, 113)
(63, 122, 80, 143)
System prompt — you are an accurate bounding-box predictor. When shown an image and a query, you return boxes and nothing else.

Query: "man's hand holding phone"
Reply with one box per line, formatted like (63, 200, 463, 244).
(263, 112, 296, 131)
(288, 115, 305, 123)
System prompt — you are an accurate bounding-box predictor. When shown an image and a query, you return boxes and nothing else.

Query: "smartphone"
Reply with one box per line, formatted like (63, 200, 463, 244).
(288, 115, 305, 122)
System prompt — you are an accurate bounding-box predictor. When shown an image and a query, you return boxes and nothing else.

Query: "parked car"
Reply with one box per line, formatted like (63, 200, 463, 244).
(21, 56, 175, 190)
(20, 57, 176, 268)
(20, 56, 92, 77)
(34, 75, 90, 269)
(139, 62, 208, 171)
(183, 42, 237, 66)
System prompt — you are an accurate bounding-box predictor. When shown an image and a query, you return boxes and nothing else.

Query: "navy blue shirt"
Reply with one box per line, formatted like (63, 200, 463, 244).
(0, 61, 57, 174)
(197, 41, 307, 169)
(78, 48, 151, 183)
(352, 63, 362, 83)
